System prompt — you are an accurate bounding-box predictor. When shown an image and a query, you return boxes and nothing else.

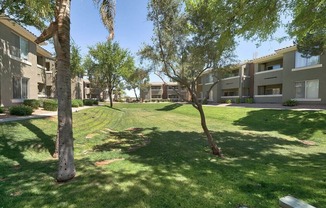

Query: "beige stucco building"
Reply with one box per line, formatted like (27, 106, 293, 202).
(0, 16, 84, 107)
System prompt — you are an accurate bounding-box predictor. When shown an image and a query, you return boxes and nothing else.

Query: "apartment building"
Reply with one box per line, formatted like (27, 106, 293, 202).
(197, 62, 254, 103)
(140, 82, 190, 102)
(197, 45, 325, 105)
(253, 45, 325, 104)
(0, 16, 84, 107)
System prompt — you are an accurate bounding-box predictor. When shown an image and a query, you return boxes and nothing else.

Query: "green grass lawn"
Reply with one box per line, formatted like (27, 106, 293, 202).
(0, 103, 325, 207)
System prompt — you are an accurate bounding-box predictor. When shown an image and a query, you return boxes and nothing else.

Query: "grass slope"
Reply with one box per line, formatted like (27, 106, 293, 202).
(0, 103, 325, 207)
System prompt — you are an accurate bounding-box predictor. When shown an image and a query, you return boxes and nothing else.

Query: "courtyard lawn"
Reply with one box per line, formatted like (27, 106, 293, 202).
(0, 103, 325, 207)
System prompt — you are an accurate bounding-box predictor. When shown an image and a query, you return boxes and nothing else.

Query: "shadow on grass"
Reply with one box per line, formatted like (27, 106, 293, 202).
(233, 109, 326, 141)
(156, 103, 183, 111)
(1, 126, 325, 207)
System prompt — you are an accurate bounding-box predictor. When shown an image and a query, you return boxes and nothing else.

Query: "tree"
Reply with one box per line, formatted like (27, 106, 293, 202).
(71, 42, 84, 78)
(2, 0, 112, 182)
(140, 0, 238, 156)
(87, 41, 135, 107)
(124, 68, 149, 101)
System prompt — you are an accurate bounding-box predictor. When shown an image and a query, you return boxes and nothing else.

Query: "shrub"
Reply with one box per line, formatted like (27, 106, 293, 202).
(43, 99, 58, 111)
(225, 99, 232, 104)
(71, 99, 80, 107)
(283, 99, 298, 106)
(245, 98, 254, 104)
(83, 99, 94, 106)
(93, 100, 99, 105)
(76, 99, 84, 107)
(23, 99, 40, 109)
(9, 105, 33, 116)
(235, 98, 241, 104)
(0, 107, 4, 114)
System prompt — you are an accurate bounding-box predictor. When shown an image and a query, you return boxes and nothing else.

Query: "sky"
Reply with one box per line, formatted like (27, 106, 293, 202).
(30, 0, 293, 96)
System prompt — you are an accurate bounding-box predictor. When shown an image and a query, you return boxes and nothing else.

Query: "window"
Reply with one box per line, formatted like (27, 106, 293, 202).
(223, 89, 238, 96)
(10, 33, 29, 60)
(205, 74, 213, 84)
(168, 95, 178, 99)
(267, 64, 281, 70)
(151, 86, 161, 90)
(13, 77, 29, 99)
(168, 86, 178, 90)
(295, 80, 319, 99)
(295, 52, 320, 68)
(151, 95, 161, 99)
(258, 84, 282, 95)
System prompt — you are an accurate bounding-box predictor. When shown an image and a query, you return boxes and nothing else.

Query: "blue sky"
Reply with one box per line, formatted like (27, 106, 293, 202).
(30, 0, 293, 95)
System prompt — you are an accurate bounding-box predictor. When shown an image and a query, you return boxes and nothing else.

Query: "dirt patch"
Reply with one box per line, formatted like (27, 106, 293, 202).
(95, 158, 125, 166)
(298, 140, 316, 146)
(126, 127, 143, 132)
(86, 133, 99, 139)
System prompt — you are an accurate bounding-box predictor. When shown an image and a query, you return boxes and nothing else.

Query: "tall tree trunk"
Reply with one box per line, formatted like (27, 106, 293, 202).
(56, 0, 76, 182)
(53, 127, 59, 158)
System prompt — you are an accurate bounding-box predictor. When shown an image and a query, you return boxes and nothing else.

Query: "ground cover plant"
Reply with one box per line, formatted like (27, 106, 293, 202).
(0, 103, 325, 207)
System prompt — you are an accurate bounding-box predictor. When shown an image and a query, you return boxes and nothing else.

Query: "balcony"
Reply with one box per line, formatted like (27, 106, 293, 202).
(45, 71, 53, 86)
(84, 88, 91, 95)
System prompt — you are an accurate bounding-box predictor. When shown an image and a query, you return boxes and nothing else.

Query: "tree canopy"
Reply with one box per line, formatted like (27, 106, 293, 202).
(86, 40, 135, 107)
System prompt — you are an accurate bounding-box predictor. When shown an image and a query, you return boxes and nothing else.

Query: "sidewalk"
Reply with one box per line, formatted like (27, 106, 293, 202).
(0, 106, 94, 123)
(206, 103, 326, 111)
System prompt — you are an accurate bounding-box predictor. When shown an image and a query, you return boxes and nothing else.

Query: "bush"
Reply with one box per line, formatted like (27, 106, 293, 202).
(225, 99, 232, 104)
(23, 99, 40, 109)
(9, 105, 33, 116)
(235, 98, 241, 104)
(245, 98, 254, 104)
(71, 99, 80, 107)
(83, 99, 94, 106)
(93, 100, 99, 105)
(283, 99, 298, 106)
(0, 107, 4, 114)
(76, 99, 84, 107)
(43, 99, 58, 111)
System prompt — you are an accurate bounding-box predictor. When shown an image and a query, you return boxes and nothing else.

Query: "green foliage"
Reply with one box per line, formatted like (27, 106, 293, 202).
(225, 99, 232, 104)
(23, 99, 40, 109)
(43, 99, 58, 111)
(86, 41, 135, 107)
(71, 99, 80, 107)
(71, 99, 84, 107)
(0, 0, 55, 30)
(235, 98, 241, 104)
(9, 105, 33, 116)
(71, 43, 84, 78)
(0, 107, 4, 114)
(245, 98, 254, 104)
(283, 99, 298, 107)
(83, 99, 98, 106)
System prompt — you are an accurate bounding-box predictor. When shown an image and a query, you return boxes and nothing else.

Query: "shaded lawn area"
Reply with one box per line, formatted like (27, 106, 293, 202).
(0, 103, 325, 207)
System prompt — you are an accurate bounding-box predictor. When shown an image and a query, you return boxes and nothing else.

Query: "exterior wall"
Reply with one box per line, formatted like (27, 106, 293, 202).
(1, 19, 84, 107)
(282, 50, 326, 104)
(0, 22, 40, 106)
(253, 58, 283, 103)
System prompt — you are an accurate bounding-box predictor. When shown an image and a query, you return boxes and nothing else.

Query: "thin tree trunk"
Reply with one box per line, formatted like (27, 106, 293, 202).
(133, 88, 138, 101)
(56, 0, 76, 182)
(108, 89, 113, 107)
(197, 103, 223, 157)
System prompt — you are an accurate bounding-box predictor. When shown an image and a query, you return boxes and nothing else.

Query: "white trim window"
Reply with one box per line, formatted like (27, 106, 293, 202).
(13, 77, 29, 99)
(295, 79, 319, 99)
(295, 52, 320, 68)
(10, 33, 29, 60)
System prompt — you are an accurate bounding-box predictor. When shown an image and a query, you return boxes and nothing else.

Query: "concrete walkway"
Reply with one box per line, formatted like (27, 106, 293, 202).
(205, 103, 326, 111)
(0, 106, 95, 123)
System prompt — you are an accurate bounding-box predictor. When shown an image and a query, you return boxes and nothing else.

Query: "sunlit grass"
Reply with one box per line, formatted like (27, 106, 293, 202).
(0, 103, 325, 207)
